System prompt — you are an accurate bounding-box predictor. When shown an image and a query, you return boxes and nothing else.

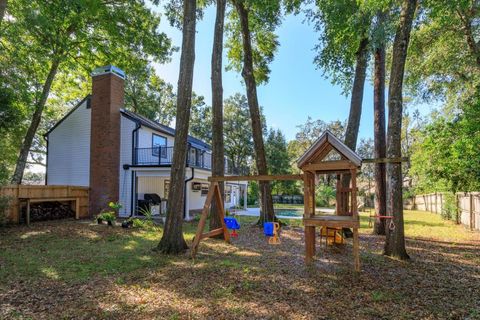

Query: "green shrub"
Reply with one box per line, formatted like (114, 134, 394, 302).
(0, 195, 11, 226)
(98, 211, 116, 222)
(441, 193, 457, 221)
(316, 185, 335, 207)
(132, 218, 155, 229)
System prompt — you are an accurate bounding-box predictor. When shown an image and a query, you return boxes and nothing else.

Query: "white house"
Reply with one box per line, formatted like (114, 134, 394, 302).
(45, 65, 247, 219)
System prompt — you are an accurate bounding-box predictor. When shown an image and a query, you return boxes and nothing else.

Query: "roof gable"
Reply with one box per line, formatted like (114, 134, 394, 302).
(297, 130, 362, 168)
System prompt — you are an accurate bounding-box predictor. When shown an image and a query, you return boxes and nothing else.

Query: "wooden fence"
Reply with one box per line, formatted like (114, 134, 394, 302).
(0, 185, 89, 224)
(413, 192, 480, 231)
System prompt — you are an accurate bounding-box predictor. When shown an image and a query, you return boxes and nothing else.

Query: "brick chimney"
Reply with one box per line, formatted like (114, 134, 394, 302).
(89, 65, 125, 216)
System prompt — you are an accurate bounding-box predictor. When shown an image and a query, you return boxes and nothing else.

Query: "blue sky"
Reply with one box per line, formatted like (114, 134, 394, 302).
(153, 5, 428, 142)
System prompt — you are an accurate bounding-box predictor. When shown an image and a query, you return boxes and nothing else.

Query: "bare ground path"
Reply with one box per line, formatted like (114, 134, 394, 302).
(0, 211, 479, 319)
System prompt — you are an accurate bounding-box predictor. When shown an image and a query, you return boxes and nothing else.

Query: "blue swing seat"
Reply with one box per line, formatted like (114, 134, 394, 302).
(224, 217, 240, 230)
(263, 222, 275, 237)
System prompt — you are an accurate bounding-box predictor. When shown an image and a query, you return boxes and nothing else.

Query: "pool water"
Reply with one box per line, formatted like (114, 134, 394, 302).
(275, 209, 304, 217)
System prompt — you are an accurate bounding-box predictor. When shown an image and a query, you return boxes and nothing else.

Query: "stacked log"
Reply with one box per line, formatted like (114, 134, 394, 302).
(21, 202, 75, 222)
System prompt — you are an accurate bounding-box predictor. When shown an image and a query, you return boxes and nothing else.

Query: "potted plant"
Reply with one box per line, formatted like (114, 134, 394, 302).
(102, 212, 116, 226)
(96, 213, 104, 224)
(121, 218, 133, 229)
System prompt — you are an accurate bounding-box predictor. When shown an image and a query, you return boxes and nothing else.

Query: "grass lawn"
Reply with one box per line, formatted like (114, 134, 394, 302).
(0, 210, 479, 319)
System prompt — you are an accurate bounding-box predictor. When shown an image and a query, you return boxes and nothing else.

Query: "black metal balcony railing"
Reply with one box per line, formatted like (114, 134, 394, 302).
(134, 146, 246, 175)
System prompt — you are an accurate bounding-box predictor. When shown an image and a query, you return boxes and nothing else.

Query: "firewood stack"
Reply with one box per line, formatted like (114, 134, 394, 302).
(21, 202, 75, 222)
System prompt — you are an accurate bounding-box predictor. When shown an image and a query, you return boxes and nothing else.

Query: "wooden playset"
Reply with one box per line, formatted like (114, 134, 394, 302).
(191, 130, 363, 272)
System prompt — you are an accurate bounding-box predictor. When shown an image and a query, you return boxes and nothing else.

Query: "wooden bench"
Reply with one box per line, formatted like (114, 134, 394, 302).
(19, 197, 81, 226)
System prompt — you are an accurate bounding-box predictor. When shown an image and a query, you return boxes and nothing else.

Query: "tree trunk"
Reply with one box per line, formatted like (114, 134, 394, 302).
(209, 0, 226, 234)
(11, 59, 60, 184)
(384, 0, 417, 260)
(457, 9, 480, 67)
(234, 0, 275, 223)
(373, 15, 387, 235)
(156, 0, 196, 254)
(340, 37, 369, 215)
(344, 37, 369, 151)
(0, 0, 6, 26)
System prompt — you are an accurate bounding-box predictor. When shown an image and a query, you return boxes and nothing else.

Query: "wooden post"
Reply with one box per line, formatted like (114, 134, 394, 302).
(26, 199, 30, 226)
(213, 183, 230, 242)
(304, 172, 315, 263)
(191, 182, 230, 258)
(75, 198, 80, 219)
(350, 169, 357, 218)
(305, 226, 315, 264)
(455, 193, 460, 224)
(191, 183, 217, 257)
(335, 174, 341, 215)
(353, 227, 360, 272)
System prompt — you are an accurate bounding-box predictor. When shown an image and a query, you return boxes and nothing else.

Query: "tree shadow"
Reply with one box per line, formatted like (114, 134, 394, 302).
(1, 220, 479, 319)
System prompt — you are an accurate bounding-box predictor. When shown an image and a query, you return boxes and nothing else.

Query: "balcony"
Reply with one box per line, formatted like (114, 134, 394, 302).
(134, 146, 246, 175)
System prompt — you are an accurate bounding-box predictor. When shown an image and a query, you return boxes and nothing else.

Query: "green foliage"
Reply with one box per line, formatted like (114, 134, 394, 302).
(315, 185, 335, 207)
(132, 218, 155, 230)
(287, 117, 346, 173)
(0, 0, 173, 180)
(441, 193, 457, 221)
(308, 0, 394, 93)
(108, 202, 122, 212)
(224, 94, 255, 170)
(0, 84, 26, 183)
(124, 66, 177, 125)
(189, 94, 212, 144)
(409, 94, 480, 193)
(98, 212, 116, 223)
(137, 206, 153, 220)
(225, 0, 283, 84)
(405, 0, 480, 106)
(247, 181, 259, 205)
(265, 128, 298, 195)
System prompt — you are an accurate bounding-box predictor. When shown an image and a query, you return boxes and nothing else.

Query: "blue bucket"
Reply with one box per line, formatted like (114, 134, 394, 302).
(263, 222, 274, 237)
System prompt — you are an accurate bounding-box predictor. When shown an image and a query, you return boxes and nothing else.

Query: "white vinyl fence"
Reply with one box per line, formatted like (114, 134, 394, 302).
(413, 192, 480, 231)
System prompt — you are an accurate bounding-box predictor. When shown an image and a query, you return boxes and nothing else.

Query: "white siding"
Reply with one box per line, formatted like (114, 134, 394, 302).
(137, 126, 174, 148)
(47, 100, 91, 186)
(137, 176, 166, 199)
(118, 115, 136, 217)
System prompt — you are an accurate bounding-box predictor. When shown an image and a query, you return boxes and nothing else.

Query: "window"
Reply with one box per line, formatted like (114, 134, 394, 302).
(152, 134, 167, 157)
(225, 185, 232, 203)
(201, 183, 209, 196)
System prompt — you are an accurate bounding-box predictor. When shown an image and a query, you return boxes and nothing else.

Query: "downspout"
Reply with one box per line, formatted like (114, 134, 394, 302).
(44, 134, 49, 185)
(184, 167, 195, 219)
(129, 122, 141, 217)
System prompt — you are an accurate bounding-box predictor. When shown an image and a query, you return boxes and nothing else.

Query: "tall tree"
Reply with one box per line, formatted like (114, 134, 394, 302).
(384, 0, 417, 259)
(312, 0, 373, 214)
(156, 0, 197, 254)
(265, 128, 296, 195)
(210, 0, 227, 233)
(6, 0, 171, 184)
(224, 94, 254, 171)
(373, 11, 387, 235)
(231, 0, 277, 223)
(344, 37, 369, 151)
